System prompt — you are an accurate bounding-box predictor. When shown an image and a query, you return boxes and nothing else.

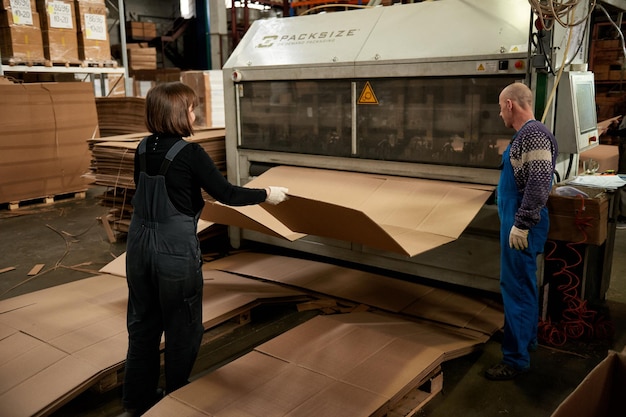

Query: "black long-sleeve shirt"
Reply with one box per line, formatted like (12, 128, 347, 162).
(133, 134, 267, 217)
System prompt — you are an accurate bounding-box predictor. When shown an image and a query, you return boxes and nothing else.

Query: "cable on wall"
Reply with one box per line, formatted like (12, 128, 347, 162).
(528, 0, 596, 30)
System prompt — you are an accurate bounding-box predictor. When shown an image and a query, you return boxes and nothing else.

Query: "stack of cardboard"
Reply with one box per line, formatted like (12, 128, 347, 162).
(95, 96, 146, 136)
(144, 252, 503, 416)
(0, 0, 45, 64)
(36, 0, 80, 64)
(126, 42, 156, 70)
(86, 129, 227, 235)
(181, 70, 226, 128)
(0, 81, 98, 205)
(0, 261, 307, 417)
(74, 0, 110, 62)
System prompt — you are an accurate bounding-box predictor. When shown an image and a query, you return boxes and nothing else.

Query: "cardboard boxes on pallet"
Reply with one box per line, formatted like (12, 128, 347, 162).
(0, 2, 45, 63)
(36, 0, 80, 64)
(74, 0, 110, 62)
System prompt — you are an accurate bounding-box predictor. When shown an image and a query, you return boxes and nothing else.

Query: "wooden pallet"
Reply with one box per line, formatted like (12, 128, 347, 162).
(2, 57, 118, 68)
(1, 57, 47, 67)
(44, 58, 85, 68)
(80, 59, 119, 68)
(387, 367, 443, 417)
(2, 191, 86, 211)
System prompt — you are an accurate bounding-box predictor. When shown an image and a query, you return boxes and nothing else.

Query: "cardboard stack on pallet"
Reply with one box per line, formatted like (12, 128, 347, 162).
(74, 0, 110, 62)
(0, 80, 99, 206)
(0, 0, 45, 64)
(95, 96, 147, 136)
(36, 0, 80, 64)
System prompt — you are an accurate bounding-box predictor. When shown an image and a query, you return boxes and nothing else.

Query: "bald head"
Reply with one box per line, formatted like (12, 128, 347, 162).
(500, 82, 533, 111)
(498, 82, 536, 130)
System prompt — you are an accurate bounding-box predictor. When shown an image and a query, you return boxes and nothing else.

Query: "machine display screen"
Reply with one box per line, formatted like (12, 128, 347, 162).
(574, 82, 597, 134)
(237, 76, 521, 169)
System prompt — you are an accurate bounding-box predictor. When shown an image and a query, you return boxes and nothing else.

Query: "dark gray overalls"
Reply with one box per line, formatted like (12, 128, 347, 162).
(123, 138, 204, 412)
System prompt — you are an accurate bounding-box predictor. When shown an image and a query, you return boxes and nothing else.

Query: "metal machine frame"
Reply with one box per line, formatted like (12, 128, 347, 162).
(221, 0, 595, 292)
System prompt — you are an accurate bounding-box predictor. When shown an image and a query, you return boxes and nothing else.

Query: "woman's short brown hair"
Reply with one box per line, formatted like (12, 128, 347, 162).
(145, 82, 198, 137)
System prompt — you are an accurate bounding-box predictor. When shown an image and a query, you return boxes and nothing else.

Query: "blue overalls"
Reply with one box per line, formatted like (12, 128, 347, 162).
(497, 142, 550, 371)
(123, 138, 204, 412)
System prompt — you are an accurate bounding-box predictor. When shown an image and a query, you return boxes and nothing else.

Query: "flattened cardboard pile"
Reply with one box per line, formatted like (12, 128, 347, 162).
(208, 252, 503, 336)
(87, 128, 227, 189)
(0, 264, 305, 417)
(144, 252, 503, 416)
(0, 251, 502, 417)
(86, 128, 226, 235)
(202, 166, 495, 257)
(95, 97, 147, 137)
(0, 82, 98, 205)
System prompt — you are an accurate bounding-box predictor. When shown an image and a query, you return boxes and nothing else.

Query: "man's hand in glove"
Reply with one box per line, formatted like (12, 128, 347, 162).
(509, 225, 529, 250)
(265, 186, 289, 205)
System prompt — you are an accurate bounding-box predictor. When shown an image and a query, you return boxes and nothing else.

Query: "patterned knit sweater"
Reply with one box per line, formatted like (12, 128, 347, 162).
(509, 120, 558, 229)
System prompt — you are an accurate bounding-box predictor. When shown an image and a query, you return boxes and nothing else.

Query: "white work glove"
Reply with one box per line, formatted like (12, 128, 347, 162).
(265, 186, 289, 205)
(509, 225, 529, 250)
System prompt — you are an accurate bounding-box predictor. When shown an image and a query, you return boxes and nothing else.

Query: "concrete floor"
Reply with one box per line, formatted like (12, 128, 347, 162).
(1, 185, 625, 417)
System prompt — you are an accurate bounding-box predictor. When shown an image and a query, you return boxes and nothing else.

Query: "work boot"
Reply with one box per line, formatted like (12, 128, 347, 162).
(485, 362, 528, 381)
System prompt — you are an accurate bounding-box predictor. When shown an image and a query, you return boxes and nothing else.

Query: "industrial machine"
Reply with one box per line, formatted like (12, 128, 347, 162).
(220, 0, 600, 292)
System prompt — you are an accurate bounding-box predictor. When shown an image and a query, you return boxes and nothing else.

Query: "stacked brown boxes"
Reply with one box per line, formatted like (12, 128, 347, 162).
(36, 0, 79, 64)
(74, 0, 109, 62)
(127, 42, 156, 70)
(126, 21, 156, 41)
(0, 0, 45, 63)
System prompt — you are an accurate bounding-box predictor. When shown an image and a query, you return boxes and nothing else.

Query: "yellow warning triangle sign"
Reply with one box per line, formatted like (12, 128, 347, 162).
(358, 81, 379, 104)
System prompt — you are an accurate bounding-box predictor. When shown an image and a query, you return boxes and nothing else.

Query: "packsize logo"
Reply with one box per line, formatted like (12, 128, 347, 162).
(256, 29, 359, 48)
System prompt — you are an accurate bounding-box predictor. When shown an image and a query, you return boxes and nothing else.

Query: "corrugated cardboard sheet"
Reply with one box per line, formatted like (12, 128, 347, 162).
(0, 249, 503, 417)
(551, 347, 626, 417)
(201, 166, 495, 256)
(0, 265, 305, 417)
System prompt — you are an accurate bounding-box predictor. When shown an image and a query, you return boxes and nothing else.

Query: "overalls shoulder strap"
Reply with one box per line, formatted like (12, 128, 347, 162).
(159, 140, 189, 175)
(137, 137, 149, 173)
